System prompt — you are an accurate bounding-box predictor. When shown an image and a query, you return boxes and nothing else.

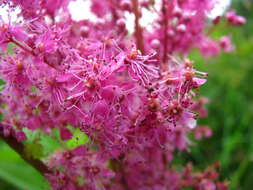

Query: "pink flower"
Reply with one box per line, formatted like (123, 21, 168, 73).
(226, 10, 246, 26)
(90, 0, 109, 18)
(219, 36, 234, 52)
(199, 37, 220, 57)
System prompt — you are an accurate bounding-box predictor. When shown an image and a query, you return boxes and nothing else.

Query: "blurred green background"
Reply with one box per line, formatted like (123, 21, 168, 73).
(0, 0, 252, 189)
(187, 1, 253, 189)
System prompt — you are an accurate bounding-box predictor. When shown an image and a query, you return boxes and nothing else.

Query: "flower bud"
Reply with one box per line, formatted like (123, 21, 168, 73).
(150, 39, 160, 49)
(120, 0, 131, 11)
(140, 0, 149, 8)
(116, 18, 126, 29)
(173, 7, 182, 18)
(80, 26, 89, 37)
(167, 29, 175, 38)
(212, 16, 221, 25)
(176, 24, 186, 33)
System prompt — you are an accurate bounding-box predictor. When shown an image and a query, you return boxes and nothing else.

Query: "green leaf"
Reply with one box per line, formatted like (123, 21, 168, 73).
(0, 163, 49, 190)
(0, 141, 49, 190)
(24, 142, 44, 159)
(64, 128, 89, 149)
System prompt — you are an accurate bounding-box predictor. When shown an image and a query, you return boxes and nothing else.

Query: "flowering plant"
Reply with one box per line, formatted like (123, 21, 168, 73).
(0, 0, 245, 190)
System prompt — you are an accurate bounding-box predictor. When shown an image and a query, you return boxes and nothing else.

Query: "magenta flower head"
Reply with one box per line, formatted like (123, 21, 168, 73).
(0, 0, 244, 189)
(225, 10, 246, 26)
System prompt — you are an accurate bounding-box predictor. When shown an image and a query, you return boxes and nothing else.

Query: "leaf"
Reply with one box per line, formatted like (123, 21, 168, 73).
(0, 141, 49, 190)
(64, 128, 89, 149)
(24, 142, 44, 159)
(0, 163, 49, 190)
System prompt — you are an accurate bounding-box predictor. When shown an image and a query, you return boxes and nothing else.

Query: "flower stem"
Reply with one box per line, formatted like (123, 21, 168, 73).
(10, 37, 35, 56)
(131, 0, 145, 54)
(10, 37, 59, 70)
(162, 0, 169, 68)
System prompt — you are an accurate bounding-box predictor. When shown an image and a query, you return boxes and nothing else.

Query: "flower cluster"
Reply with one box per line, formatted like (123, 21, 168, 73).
(0, 0, 245, 190)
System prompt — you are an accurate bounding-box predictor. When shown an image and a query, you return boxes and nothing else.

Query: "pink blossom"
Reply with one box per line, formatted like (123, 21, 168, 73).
(226, 10, 246, 26)
(219, 36, 234, 52)
(0, 0, 240, 189)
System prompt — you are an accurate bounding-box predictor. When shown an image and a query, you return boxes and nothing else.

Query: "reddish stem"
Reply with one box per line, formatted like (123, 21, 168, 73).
(10, 37, 35, 56)
(131, 0, 145, 54)
(10, 37, 59, 70)
(162, 0, 169, 65)
(113, 158, 130, 190)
